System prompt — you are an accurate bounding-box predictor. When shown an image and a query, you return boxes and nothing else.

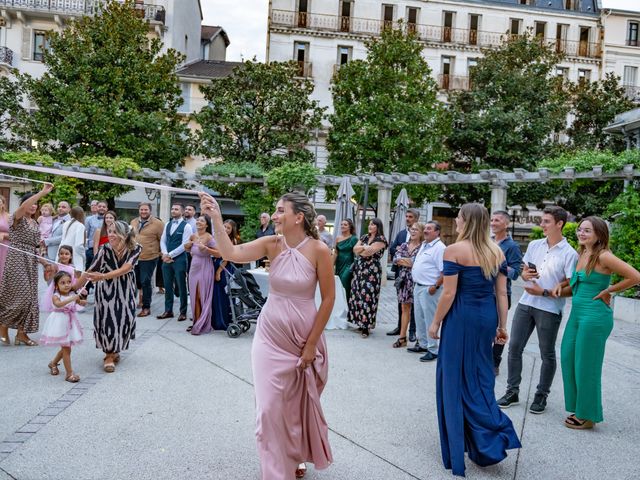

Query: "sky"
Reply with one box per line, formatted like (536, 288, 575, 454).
(201, 0, 640, 63)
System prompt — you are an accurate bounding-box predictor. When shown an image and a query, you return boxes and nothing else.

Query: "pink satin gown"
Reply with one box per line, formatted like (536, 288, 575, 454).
(251, 236, 332, 479)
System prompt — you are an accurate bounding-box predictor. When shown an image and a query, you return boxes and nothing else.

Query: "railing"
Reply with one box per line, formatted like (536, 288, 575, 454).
(438, 74, 470, 91)
(623, 85, 640, 102)
(0, 1, 165, 23)
(296, 61, 312, 78)
(272, 10, 602, 59)
(0, 46, 13, 66)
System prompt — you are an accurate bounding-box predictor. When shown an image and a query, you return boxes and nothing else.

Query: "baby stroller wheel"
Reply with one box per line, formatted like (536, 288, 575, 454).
(239, 320, 251, 332)
(227, 324, 242, 338)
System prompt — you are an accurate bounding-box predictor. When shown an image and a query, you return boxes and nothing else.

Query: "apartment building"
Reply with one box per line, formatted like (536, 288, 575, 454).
(268, 0, 603, 111)
(601, 7, 640, 102)
(0, 0, 202, 80)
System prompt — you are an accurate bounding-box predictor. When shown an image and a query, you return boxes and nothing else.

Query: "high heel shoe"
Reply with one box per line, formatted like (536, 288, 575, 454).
(15, 337, 38, 346)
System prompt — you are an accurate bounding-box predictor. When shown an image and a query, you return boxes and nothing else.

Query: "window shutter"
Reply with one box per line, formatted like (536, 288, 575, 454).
(22, 27, 32, 60)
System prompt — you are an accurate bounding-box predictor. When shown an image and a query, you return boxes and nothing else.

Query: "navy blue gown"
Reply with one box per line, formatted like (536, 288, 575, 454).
(211, 258, 231, 330)
(436, 260, 521, 477)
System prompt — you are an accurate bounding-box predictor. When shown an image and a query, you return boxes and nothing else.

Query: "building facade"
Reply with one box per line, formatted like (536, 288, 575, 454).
(267, 0, 610, 206)
(601, 7, 640, 102)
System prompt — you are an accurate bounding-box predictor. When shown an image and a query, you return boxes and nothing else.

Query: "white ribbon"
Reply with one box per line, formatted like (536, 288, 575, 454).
(0, 161, 199, 194)
(0, 242, 89, 274)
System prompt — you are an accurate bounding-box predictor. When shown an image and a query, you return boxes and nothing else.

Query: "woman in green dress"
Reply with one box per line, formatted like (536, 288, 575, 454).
(333, 219, 358, 301)
(554, 216, 640, 429)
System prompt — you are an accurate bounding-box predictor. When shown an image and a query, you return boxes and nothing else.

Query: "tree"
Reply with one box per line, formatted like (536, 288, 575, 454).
(19, 0, 189, 169)
(0, 76, 27, 152)
(448, 32, 569, 173)
(327, 27, 449, 182)
(195, 60, 325, 170)
(567, 72, 634, 152)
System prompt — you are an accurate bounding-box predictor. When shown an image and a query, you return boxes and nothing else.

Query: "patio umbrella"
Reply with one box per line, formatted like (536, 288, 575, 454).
(333, 176, 356, 243)
(390, 188, 410, 243)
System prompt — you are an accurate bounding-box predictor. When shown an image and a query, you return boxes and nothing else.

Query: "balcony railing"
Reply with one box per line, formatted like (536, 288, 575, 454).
(296, 61, 312, 78)
(272, 9, 602, 59)
(0, 0, 165, 23)
(438, 74, 470, 91)
(0, 46, 13, 66)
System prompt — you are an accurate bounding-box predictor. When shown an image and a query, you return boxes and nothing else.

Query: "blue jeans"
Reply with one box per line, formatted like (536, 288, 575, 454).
(162, 255, 188, 315)
(136, 259, 157, 309)
(413, 284, 442, 354)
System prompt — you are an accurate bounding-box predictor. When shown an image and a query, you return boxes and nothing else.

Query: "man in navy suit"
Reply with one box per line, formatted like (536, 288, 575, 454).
(387, 208, 420, 341)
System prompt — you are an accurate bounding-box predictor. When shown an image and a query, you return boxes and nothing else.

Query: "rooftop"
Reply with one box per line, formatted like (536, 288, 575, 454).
(176, 59, 242, 79)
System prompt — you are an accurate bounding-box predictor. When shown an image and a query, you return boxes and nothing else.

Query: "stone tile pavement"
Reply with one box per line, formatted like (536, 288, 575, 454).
(0, 279, 639, 479)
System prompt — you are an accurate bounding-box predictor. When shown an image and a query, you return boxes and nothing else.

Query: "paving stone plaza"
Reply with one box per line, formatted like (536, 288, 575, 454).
(0, 279, 638, 480)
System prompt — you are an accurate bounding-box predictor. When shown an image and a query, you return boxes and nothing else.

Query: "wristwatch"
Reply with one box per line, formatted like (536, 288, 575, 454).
(542, 289, 549, 297)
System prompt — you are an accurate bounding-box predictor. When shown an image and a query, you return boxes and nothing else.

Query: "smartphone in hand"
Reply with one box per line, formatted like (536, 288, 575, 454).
(527, 262, 537, 272)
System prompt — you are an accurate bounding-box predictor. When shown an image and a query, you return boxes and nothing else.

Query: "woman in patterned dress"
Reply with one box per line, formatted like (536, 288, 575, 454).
(0, 195, 10, 284)
(0, 183, 54, 346)
(391, 222, 424, 348)
(348, 218, 388, 338)
(78, 221, 141, 372)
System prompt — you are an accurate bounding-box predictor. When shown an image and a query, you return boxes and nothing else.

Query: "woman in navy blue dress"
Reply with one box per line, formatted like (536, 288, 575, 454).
(428, 203, 521, 477)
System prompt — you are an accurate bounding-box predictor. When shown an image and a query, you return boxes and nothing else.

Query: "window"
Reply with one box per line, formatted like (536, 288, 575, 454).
(441, 56, 454, 90)
(467, 58, 478, 89)
(623, 66, 638, 86)
(564, 0, 578, 10)
(382, 4, 394, 31)
(535, 21, 546, 38)
(628, 22, 639, 47)
(510, 18, 522, 36)
(469, 14, 480, 45)
(339, 1, 352, 33)
(579, 27, 590, 56)
(555, 66, 569, 79)
(578, 69, 591, 83)
(555, 24, 568, 53)
(297, 0, 309, 28)
(407, 7, 419, 34)
(33, 30, 49, 62)
(178, 83, 190, 113)
(294, 42, 311, 77)
(443, 12, 454, 42)
(337, 46, 352, 65)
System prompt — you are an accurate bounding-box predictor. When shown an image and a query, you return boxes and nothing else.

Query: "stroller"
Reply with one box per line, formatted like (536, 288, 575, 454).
(225, 267, 266, 338)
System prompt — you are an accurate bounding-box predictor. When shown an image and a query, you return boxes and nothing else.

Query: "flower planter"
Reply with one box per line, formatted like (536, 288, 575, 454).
(613, 296, 640, 324)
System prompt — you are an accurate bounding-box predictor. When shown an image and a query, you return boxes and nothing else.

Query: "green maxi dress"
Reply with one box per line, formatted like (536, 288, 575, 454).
(560, 269, 613, 423)
(334, 235, 358, 301)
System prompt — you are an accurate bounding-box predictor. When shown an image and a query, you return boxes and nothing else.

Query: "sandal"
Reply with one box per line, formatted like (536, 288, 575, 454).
(361, 328, 369, 338)
(48, 362, 60, 376)
(15, 337, 38, 346)
(103, 360, 116, 373)
(295, 463, 307, 478)
(564, 415, 594, 430)
(104, 354, 121, 364)
(393, 337, 407, 348)
(65, 374, 80, 383)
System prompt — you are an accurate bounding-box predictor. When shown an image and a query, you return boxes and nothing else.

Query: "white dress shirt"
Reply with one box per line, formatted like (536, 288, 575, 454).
(519, 237, 578, 314)
(58, 219, 86, 271)
(411, 237, 446, 286)
(160, 219, 193, 258)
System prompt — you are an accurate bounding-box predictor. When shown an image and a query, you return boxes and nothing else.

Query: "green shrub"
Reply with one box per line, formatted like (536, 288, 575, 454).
(606, 189, 640, 298)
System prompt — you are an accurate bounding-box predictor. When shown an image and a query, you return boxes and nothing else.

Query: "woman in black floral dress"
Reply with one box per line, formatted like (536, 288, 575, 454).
(348, 218, 388, 338)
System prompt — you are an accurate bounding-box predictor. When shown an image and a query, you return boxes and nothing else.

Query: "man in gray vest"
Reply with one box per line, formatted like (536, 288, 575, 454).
(157, 203, 192, 321)
(43, 201, 71, 260)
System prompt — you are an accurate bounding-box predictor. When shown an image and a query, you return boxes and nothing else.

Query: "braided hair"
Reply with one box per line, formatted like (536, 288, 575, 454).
(280, 193, 319, 240)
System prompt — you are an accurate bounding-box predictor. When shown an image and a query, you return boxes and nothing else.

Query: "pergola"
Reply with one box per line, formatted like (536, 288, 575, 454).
(4, 162, 638, 224)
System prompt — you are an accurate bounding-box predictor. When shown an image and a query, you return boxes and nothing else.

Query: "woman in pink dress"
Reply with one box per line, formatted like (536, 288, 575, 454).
(184, 215, 216, 335)
(200, 191, 335, 480)
(0, 195, 9, 282)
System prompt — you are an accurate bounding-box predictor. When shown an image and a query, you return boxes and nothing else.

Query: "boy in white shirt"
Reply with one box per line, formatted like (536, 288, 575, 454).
(498, 206, 578, 414)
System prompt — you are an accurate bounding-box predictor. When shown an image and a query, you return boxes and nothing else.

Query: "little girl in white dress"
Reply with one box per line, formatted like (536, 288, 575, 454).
(40, 270, 86, 382)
